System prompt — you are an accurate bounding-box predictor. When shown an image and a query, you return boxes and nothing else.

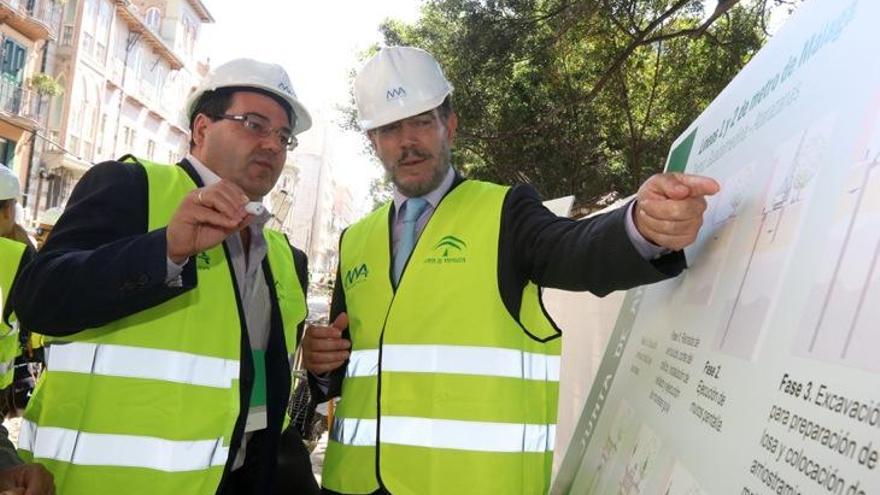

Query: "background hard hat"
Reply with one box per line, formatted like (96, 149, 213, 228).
(354, 46, 453, 130)
(186, 58, 312, 136)
(38, 206, 63, 226)
(0, 166, 20, 201)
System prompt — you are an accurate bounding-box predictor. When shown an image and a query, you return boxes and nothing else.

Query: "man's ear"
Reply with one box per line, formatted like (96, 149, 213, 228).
(444, 111, 458, 145)
(0, 201, 13, 220)
(191, 113, 212, 149)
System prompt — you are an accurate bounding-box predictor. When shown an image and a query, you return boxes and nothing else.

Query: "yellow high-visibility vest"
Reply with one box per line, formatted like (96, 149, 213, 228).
(0, 237, 26, 389)
(19, 159, 307, 494)
(323, 180, 562, 495)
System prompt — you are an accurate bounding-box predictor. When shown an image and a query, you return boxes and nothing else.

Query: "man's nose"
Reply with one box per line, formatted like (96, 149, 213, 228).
(400, 122, 420, 145)
(260, 132, 285, 153)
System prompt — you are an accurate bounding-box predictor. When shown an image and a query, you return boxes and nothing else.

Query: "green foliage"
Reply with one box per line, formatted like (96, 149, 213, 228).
(369, 174, 394, 211)
(28, 73, 63, 96)
(368, 0, 784, 209)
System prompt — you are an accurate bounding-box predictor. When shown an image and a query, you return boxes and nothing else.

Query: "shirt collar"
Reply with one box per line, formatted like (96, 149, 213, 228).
(392, 166, 456, 215)
(185, 153, 221, 187)
(184, 153, 272, 227)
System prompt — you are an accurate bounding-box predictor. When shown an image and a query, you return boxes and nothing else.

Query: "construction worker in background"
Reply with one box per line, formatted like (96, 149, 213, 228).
(11, 58, 319, 494)
(0, 166, 54, 495)
(0, 169, 34, 253)
(302, 46, 720, 495)
(6, 206, 63, 418)
(33, 207, 61, 250)
(0, 166, 32, 392)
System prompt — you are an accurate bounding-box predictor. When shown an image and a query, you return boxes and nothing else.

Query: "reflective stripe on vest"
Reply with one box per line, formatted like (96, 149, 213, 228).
(47, 342, 240, 388)
(324, 180, 562, 495)
(0, 358, 13, 377)
(19, 420, 229, 471)
(331, 416, 556, 453)
(347, 345, 560, 381)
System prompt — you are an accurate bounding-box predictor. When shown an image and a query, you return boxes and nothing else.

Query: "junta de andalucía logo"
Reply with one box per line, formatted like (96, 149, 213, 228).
(425, 235, 467, 264)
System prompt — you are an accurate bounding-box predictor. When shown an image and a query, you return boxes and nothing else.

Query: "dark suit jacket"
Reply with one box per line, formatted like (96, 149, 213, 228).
(11, 158, 312, 494)
(313, 176, 686, 401)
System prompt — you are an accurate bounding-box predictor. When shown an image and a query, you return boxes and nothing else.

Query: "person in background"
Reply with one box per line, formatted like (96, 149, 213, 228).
(33, 207, 61, 251)
(0, 167, 54, 495)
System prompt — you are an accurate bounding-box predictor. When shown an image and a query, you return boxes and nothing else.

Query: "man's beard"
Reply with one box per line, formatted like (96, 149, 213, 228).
(388, 143, 452, 197)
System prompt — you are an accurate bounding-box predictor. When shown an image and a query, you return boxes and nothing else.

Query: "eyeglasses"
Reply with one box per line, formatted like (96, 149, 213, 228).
(212, 113, 298, 151)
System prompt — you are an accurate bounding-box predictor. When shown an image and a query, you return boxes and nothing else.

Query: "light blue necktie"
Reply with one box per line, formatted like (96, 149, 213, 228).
(393, 197, 429, 286)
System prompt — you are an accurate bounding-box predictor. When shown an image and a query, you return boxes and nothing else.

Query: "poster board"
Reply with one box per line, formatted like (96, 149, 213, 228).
(552, 1, 880, 493)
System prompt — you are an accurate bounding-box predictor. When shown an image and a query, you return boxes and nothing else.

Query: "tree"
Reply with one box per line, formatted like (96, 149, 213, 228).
(371, 0, 801, 211)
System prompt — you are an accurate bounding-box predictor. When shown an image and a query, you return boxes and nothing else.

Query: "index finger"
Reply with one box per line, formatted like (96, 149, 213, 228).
(676, 174, 720, 197)
(642, 173, 719, 201)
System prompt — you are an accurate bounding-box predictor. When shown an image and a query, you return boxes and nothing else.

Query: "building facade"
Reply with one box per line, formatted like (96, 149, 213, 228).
(0, 0, 62, 214)
(269, 118, 359, 284)
(25, 0, 212, 220)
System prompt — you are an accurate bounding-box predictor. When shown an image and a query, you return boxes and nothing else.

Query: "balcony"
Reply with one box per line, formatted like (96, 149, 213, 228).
(0, 77, 47, 130)
(0, 0, 62, 41)
(115, 0, 183, 70)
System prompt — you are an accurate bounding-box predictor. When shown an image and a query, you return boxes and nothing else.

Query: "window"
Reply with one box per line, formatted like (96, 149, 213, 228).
(153, 65, 167, 100)
(82, 141, 94, 161)
(82, 0, 97, 33)
(145, 7, 161, 31)
(130, 45, 143, 73)
(122, 126, 136, 148)
(1, 39, 27, 82)
(146, 140, 156, 160)
(68, 135, 80, 156)
(61, 25, 74, 47)
(0, 39, 25, 113)
(113, 27, 129, 62)
(82, 108, 97, 160)
(181, 16, 197, 57)
(95, 0, 112, 60)
(0, 139, 16, 167)
(96, 113, 108, 155)
(81, 32, 94, 55)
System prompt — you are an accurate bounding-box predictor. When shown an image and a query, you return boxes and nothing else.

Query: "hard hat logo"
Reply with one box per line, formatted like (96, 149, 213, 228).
(278, 81, 293, 96)
(386, 87, 407, 101)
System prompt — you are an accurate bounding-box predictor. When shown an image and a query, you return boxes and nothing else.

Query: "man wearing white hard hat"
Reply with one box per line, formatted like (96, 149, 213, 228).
(0, 166, 55, 495)
(0, 167, 35, 251)
(12, 59, 318, 494)
(303, 46, 720, 495)
(0, 166, 34, 392)
(33, 206, 62, 250)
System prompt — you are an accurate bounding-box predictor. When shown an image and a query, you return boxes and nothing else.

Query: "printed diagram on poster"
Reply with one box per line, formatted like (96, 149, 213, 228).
(551, 1, 880, 494)
(797, 111, 880, 373)
(716, 114, 833, 360)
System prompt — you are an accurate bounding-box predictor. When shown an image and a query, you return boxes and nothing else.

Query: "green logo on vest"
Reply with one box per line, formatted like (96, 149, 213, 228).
(425, 235, 467, 264)
(197, 252, 211, 270)
(344, 263, 369, 289)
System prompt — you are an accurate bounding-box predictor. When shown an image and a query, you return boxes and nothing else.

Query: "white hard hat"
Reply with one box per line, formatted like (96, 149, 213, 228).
(186, 58, 312, 136)
(0, 166, 20, 201)
(354, 46, 453, 131)
(38, 206, 63, 226)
